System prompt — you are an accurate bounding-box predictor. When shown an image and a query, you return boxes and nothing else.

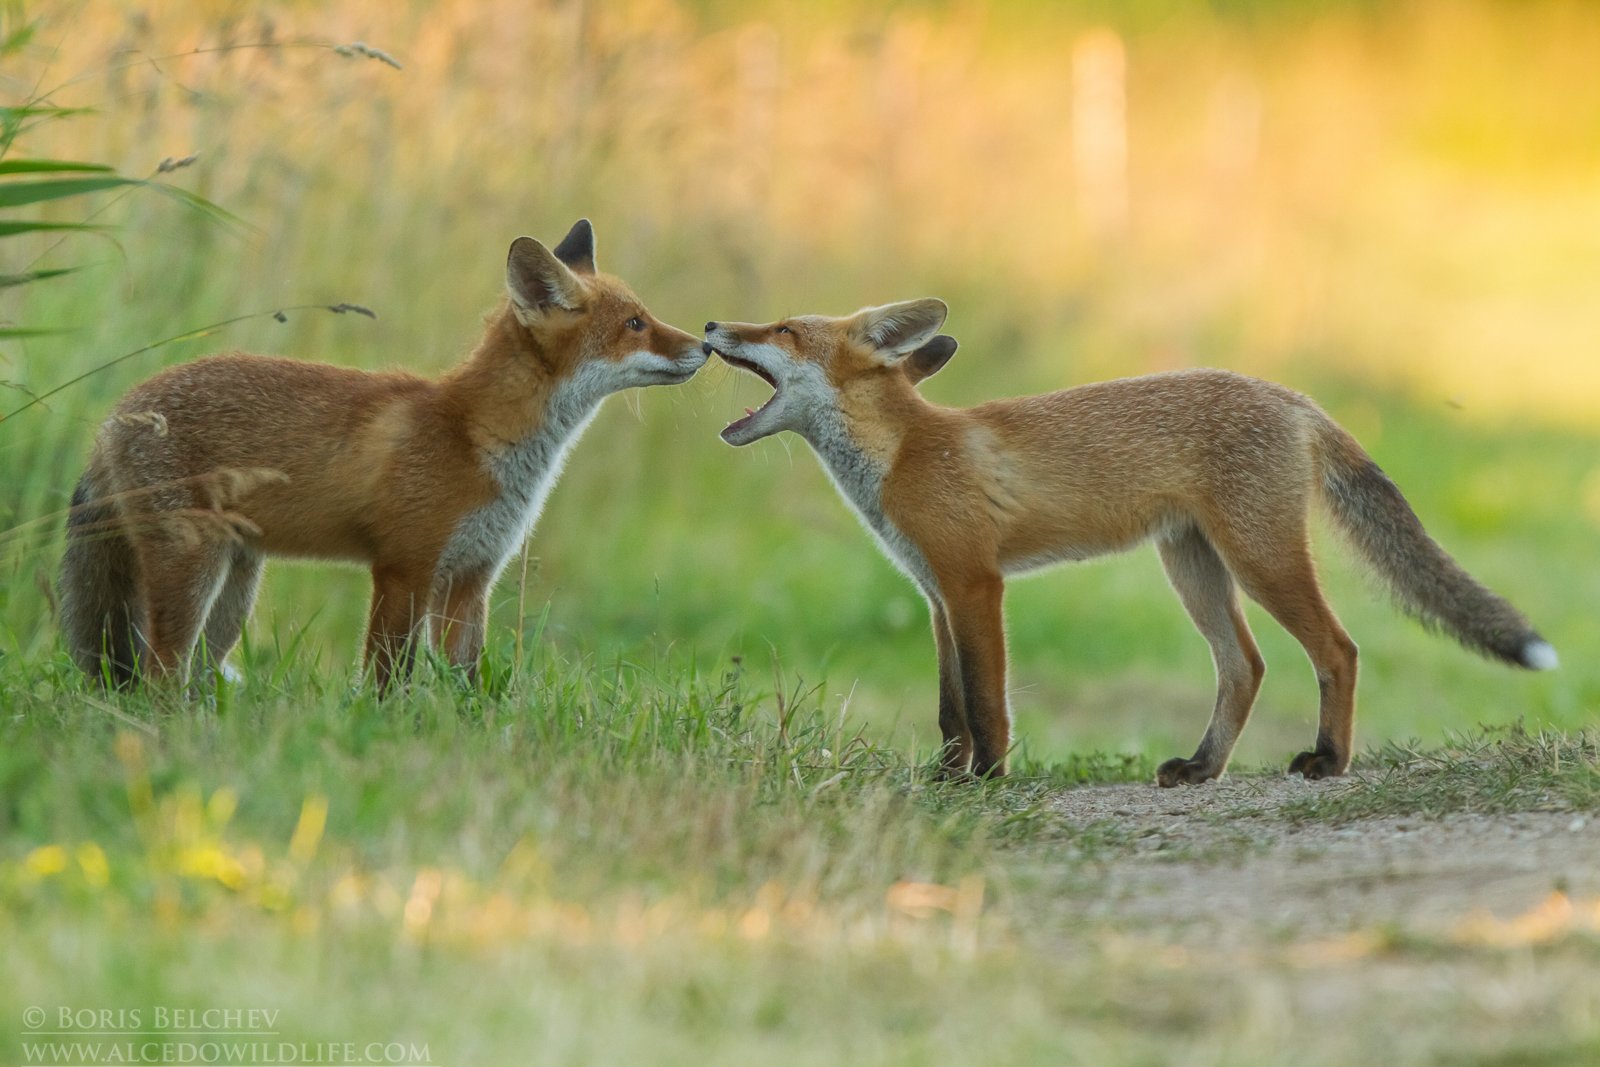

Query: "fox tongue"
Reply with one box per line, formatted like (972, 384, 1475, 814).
(722, 401, 765, 441)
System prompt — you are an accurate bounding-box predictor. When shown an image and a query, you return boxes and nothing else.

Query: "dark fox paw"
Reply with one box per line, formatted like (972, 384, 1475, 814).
(1156, 757, 1218, 788)
(1288, 749, 1346, 780)
(968, 758, 1008, 781)
(932, 741, 973, 782)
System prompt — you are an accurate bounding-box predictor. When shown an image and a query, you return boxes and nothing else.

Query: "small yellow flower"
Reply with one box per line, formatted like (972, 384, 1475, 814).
(24, 845, 69, 879)
(76, 843, 110, 888)
(288, 795, 329, 866)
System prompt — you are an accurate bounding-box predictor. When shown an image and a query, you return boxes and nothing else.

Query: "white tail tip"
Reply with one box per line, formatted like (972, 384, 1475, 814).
(1523, 640, 1559, 671)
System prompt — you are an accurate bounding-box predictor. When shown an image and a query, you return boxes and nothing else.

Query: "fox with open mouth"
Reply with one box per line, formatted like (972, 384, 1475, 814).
(704, 300, 1555, 784)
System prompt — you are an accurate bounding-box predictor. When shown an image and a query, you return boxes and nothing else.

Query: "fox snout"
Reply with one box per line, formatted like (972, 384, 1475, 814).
(642, 322, 711, 383)
(703, 321, 791, 447)
(671, 332, 710, 369)
(701, 321, 749, 357)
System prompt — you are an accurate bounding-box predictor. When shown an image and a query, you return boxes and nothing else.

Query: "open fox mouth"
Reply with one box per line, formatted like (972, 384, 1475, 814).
(717, 352, 779, 441)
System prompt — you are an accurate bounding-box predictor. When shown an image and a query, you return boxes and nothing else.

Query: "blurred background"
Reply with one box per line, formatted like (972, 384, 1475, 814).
(2, 0, 1594, 764)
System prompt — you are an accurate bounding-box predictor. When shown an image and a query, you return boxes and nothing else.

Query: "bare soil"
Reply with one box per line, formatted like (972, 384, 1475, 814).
(1051, 775, 1600, 946)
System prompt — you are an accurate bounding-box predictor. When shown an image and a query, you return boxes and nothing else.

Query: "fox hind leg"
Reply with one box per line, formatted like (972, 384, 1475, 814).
(131, 533, 233, 682)
(1214, 529, 1359, 780)
(198, 546, 264, 681)
(59, 472, 147, 687)
(1155, 526, 1266, 787)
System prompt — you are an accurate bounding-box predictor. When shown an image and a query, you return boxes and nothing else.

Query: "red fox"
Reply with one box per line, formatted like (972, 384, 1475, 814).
(61, 220, 706, 691)
(704, 300, 1557, 784)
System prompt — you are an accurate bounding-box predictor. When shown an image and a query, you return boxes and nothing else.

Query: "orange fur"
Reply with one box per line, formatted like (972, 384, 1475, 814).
(707, 302, 1554, 783)
(61, 221, 706, 691)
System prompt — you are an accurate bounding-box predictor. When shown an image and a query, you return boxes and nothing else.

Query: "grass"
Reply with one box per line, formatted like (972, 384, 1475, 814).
(0, 654, 1125, 1063)
(4, 658, 1600, 1065)
(1278, 725, 1600, 824)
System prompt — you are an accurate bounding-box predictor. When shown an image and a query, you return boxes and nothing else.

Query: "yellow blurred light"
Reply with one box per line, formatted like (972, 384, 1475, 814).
(288, 794, 329, 866)
(24, 844, 69, 879)
(75, 842, 110, 888)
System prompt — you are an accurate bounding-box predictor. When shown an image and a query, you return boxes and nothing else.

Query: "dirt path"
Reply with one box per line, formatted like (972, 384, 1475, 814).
(1051, 776, 1600, 946)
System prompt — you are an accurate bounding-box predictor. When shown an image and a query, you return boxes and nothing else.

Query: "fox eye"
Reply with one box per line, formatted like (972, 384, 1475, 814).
(775, 325, 792, 335)
(626, 317, 646, 332)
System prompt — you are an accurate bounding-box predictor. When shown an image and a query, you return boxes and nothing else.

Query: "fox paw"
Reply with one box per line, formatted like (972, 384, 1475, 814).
(1288, 749, 1346, 780)
(1156, 757, 1218, 788)
(968, 759, 1008, 781)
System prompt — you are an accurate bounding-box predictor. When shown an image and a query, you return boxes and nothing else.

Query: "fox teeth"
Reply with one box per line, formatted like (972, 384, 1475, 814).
(745, 407, 755, 417)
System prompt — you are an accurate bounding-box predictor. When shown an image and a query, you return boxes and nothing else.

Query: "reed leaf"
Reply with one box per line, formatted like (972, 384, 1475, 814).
(0, 159, 116, 175)
(0, 266, 79, 289)
(0, 220, 110, 236)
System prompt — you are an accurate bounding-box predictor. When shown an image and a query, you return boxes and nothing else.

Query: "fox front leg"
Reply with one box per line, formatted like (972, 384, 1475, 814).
(939, 569, 1011, 778)
(929, 601, 974, 777)
(431, 571, 491, 681)
(364, 564, 432, 693)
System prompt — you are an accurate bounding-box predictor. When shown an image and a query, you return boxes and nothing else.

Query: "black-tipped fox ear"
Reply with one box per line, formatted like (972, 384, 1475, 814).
(551, 218, 597, 274)
(903, 334, 958, 385)
(851, 298, 949, 359)
(506, 236, 584, 317)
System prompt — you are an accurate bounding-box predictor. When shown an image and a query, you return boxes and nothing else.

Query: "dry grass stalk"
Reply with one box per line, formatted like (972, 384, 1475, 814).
(334, 41, 402, 69)
(111, 410, 169, 436)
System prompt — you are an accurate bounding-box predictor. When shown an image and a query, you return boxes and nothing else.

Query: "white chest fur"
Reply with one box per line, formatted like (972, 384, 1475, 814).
(804, 407, 939, 598)
(435, 364, 608, 588)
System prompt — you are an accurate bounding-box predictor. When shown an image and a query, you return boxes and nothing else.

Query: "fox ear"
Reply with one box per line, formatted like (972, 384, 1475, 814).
(506, 236, 584, 316)
(851, 298, 949, 360)
(902, 334, 958, 385)
(551, 218, 597, 274)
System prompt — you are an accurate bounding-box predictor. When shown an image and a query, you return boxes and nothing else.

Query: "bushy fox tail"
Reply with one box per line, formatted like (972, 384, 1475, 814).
(59, 470, 144, 687)
(1315, 419, 1557, 671)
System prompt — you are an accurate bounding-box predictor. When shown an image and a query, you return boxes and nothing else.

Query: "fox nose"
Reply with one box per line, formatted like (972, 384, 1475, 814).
(700, 340, 714, 355)
(704, 321, 719, 333)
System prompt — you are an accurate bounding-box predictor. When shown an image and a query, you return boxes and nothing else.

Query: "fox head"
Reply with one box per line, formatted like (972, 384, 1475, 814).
(704, 299, 955, 446)
(501, 220, 706, 392)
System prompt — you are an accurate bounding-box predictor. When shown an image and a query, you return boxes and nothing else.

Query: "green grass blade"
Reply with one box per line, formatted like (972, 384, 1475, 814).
(0, 105, 96, 121)
(0, 120, 240, 232)
(0, 266, 79, 289)
(0, 108, 98, 156)
(0, 20, 39, 56)
(0, 174, 250, 230)
(142, 180, 252, 231)
(0, 175, 137, 208)
(0, 220, 110, 236)
(0, 159, 116, 175)
(0, 303, 374, 421)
